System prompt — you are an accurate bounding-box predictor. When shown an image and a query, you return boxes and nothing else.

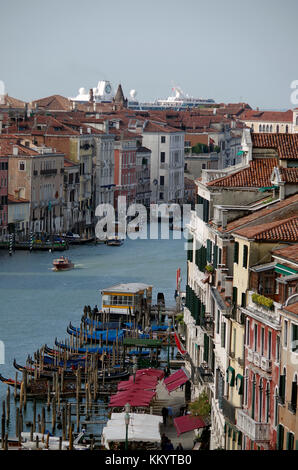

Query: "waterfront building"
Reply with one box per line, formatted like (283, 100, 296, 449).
(141, 121, 185, 204)
(113, 130, 138, 210)
(0, 156, 8, 238)
(239, 109, 298, 134)
(1, 140, 65, 235)
(63, 158, 80, 233)
(7, 194, 30, 238)
(135, 145, 151, 207)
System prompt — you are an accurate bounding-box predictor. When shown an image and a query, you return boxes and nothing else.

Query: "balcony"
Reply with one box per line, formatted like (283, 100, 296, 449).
(40, 169, 57, 176)
(236, 409, 270, 442)
(261, 357, 272, 373)
(196, 366, 214, 384)
(253, 352, 261, 367)
(222, 397, 236, 425)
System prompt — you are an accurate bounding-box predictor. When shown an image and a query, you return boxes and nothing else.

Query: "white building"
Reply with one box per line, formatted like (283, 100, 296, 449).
(141, 121, 185, 204)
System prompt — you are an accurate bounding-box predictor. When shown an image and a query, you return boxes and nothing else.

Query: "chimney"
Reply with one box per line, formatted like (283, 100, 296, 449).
(79, 127, 83, 134)
(221, 210, 228, 229)
(87, 127, 91, 134)
(13, 145, 19, 156)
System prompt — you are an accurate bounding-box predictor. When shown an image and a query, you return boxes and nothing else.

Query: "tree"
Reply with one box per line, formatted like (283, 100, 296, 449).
(189, 391, 211, 417)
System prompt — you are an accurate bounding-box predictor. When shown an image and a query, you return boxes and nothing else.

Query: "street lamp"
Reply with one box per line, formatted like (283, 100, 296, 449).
(167, 317, 172, 370)
(124, 403, 131, 451)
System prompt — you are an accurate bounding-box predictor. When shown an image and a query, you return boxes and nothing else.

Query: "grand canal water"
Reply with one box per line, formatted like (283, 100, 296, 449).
(0, 227, 187, 436)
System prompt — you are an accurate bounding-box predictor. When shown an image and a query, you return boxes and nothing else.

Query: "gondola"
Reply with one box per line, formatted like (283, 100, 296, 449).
(0, 373, 21, 388)
(67, 322, 124, 344)
(54, 338, 113, 355)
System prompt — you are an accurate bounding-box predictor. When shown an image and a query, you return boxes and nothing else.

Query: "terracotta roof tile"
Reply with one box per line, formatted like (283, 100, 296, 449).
(279, 167, 298, 184)
(233, 216, 298, 242)
(207, 158, 278, 188)
(272, 244, 298, 264)
(240, 109, 293, 123)
(252, 133, 298, 160)
(283, 302, 298, 316)
(221, 194, 298, 233)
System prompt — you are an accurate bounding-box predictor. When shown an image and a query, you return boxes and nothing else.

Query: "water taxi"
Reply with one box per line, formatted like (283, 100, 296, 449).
(53, 256, 74, 271)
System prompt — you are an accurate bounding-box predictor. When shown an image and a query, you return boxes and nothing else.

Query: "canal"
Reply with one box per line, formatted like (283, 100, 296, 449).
(0, 228, 187, 435)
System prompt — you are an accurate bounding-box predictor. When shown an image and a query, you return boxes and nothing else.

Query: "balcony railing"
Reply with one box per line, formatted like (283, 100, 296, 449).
(236, 409, 270, 442)
(40, 169, 57, 176)
(196, 366, 214, 384)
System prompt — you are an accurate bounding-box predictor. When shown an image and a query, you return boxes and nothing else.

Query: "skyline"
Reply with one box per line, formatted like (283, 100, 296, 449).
(0, 0, 298, 109)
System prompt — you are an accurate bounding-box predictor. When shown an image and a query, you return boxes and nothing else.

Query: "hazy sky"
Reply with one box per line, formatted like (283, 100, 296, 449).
(0, 0, 297, 109)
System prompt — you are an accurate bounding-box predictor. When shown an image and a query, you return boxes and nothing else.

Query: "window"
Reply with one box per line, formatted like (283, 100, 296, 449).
(246, 318, 250, 346)
(261, 327, 265, 356)
(276, 124, 279, 133)
(286, 432, 294, 450)
(160, 152, 165, 163)
(276, 335, 280, 362)
(265, 382, 270, 423)
(279, 367, 286, 404)
(284, 320, 288, 347)
(243, 245, 248, 268)
(291, 323, 298, 352)
(268, 331, 272, 360)
(234, 242, 239, 263)
(216, 309, 220, 334)
(277, 424, 284, 450)
(241, 293, 246, 308)
(160, 176, 164, 186)
(19, 161, 25, 171)
(290, 375, 297, 412)
(221, 322, 226, 348)
(159, 192, 164, 200)
(161, 136, 166, 143)
(258, 379, 263, 421)
(254, 324, 258, 352)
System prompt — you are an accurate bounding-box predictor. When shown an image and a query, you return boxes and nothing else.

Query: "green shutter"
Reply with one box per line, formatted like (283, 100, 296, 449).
(203, 333, 209, 363)
(233, 287, 238, 304)
(279, 375, 286, 403)
(213, 245, 218, 268)
(243, 245, 248, 268)
(291, 381, 297, 409)
(234, 242, 239, 263)
(221, 322, 226, 348)
(207, 240, 211, 263)
(277, 424, 284, 450)
(218, 248, 222, 265)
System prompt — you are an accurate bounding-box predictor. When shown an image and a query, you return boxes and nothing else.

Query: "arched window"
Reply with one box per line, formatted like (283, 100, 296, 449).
(270, 125, 273, 132)
(251, 124, 254, 132)
(276, 124, 279, 133)
(265, 382, 270, 423)
(274, 386, 279, 427)
(244, 368, 249, 406)
(258, 378, 263, 421)
(285, 125, 288, 133)
(252, 373, 256, 419)
(266, 125, 269, 132)
(290, 373, 297, 412)
(259, 124, 262, 132)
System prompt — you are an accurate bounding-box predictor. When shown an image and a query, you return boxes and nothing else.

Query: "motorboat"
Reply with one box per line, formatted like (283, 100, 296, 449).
(53, 256, 74, 271)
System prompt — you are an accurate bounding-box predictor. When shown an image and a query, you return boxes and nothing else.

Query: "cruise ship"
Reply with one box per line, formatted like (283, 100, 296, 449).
(127, 85, 215, 111)
(70, 81, 215, 110)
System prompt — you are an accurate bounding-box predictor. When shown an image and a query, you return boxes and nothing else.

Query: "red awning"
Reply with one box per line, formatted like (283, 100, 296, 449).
(174, 415, 206, 436)
(164, 368, 189, 392)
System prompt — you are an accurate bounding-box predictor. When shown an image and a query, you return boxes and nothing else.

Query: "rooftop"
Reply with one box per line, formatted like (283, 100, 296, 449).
(101, 283, 152, 294)
(252, 133, 298, 160)
(206, 158, 278, 188)
(233, 216, 298, 242)
(272, 244, 298, 265)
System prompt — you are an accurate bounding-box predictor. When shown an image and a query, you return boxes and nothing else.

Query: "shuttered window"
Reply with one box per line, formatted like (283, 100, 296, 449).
(213, 245, 218, 269)
(277, 425, 284, 450)
(291, 381, 297, 410)
(234, 242, 239, 263)
(221, 322, 226, 348)
(243, 245, 248, 268)
(206, 239, 212, 263)
(279, 375, 286, 404)
(203, 334, 209, 363)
